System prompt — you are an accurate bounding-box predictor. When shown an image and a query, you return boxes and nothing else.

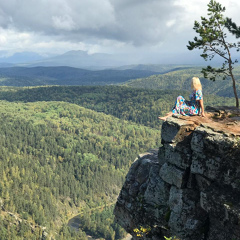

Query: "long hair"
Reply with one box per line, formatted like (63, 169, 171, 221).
(191, 77, 202, 90)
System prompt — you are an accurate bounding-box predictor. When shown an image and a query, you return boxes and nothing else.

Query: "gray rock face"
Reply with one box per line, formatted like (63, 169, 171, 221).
(159, 163, 188, 189)
(114, 116, 240, 240)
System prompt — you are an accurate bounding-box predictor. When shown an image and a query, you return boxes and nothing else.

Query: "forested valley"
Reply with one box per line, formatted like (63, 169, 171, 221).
(0, 85, 235, 129)
(0, 66, 237, 240)
(0, 99, 161, 239)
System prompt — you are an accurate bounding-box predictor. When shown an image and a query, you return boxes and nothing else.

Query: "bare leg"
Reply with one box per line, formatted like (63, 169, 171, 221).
(158, 112, 173, 121)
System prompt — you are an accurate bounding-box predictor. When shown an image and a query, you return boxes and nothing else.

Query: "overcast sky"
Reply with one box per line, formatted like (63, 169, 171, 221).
(0, 0, 240, 64)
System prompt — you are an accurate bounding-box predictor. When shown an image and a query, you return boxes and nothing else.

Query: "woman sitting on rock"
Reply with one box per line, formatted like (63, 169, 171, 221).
(158, 77, 205, 121)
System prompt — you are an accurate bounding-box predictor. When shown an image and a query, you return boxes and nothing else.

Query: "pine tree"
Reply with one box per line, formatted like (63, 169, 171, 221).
(187, 0, 240, 107)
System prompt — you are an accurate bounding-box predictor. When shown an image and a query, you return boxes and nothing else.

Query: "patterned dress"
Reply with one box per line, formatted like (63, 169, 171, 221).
(172, 90, 203, 116)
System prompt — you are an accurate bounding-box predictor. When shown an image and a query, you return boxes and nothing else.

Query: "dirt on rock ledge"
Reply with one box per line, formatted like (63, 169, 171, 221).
(172, 106, 240, 136)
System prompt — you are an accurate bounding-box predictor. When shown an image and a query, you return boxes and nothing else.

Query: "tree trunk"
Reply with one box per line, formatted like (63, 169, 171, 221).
(225, 41, 239, 108)
(230, 70, 239, 108)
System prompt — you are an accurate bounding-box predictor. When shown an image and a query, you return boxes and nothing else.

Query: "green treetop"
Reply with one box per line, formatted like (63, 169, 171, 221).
(187, 0, 240, 108)
(225, 17, 240, 38)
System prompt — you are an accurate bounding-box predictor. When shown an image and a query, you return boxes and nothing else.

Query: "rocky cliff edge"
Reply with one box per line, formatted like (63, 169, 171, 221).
(114, 107, 240, 240)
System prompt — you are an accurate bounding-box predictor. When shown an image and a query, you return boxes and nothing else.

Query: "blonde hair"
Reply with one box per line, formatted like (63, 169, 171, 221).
(191, 77, 202, 90)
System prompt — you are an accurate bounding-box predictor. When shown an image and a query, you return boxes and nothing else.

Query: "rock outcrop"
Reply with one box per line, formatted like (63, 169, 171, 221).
(114, 108, 240, 240)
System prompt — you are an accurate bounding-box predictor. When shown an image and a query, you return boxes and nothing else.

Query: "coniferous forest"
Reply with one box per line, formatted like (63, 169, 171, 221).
(0, 67, 237, 240)
(0, 99, 162, 239)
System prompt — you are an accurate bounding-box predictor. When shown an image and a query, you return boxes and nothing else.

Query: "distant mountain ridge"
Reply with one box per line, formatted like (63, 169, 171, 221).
(0, 52, 46, 64)
(28, 50, 128, 69)
(0, 50, 129, 69)
(0, 66, 160, 86)
(123, 65, 240, 98)
(0, 50, 212, 70)
(113, 64, 195, 73)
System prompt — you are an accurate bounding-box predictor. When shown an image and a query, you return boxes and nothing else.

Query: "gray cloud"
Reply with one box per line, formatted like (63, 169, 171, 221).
(1, 0, 239, 65)
(0, 0, 184, 46)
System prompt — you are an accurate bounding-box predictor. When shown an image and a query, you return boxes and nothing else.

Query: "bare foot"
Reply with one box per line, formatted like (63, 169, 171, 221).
(158, 112, 173, 121)
(158, 116, 168, 121)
